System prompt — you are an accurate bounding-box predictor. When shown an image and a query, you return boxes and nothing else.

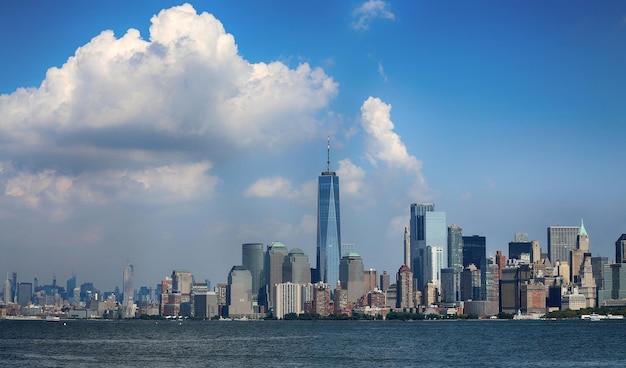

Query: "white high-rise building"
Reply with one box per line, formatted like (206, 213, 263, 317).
(425, 246, 444, 291)
(274, 282, 302, 319)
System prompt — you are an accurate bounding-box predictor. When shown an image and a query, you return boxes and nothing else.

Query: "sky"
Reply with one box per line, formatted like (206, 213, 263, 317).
(1, 1, 625, 292)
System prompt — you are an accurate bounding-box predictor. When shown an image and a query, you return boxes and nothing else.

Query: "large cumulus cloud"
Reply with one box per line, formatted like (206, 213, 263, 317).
(0, 3, 337, 210)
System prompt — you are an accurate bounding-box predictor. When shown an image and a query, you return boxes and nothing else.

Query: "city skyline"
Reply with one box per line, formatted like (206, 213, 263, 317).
(1, 1, 626, 291)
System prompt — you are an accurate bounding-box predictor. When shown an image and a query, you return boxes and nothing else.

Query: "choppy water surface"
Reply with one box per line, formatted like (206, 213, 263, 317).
(1, 319, 625, 367)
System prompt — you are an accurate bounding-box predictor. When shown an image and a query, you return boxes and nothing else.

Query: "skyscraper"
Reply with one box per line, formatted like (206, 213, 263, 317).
(547, 225, 579, 264)
(463, 235, 487, 300)
(123, 264, 134, 307)
(242, 243, 265, 302)
(227, 266, 253, 317)
(615, 234, 626, 264)
(448, 224, 463, 301)
(403, 227, 410, 267)
(317, 138, 341, 290)
(265, 241, 289, 309)
(409, 203, 447, 289)
(283, 248, 311, 284)
(339, 253, 365, 304)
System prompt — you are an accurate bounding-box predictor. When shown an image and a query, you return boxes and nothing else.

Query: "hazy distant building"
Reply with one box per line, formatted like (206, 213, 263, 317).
(3, 278, 11, 305)
(514, 233, 529, 242)
(341, 243, 355, 258)
(547, 225, 579, 265)
(396, 265, 413, 309)
(17, 282, 32, 307)
(123, 264, 134, 306)
(531, 240, 541, 264)
(317, 139, 342, 291)
(242, 243, 265, 303)
(227, 266, 253, 317)
(339, 253, 365, 304)
(410, 203, 447, 290)
(379, 271, 390, 292)
(172, 270, 193, 303)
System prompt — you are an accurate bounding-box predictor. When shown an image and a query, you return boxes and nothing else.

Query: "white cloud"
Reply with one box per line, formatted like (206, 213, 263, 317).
(351, 0, 395, 30)
(360, 96, 431, 200)
(336, 158, 366, 196)
(0, 3, 338, 171)
(378, 61, 388, 82)
(245, 177, 316, 203)
(387, 215, 408, 238)
(3, 161, 218, 214)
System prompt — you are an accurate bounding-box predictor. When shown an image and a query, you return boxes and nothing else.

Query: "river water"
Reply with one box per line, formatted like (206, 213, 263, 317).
(1, 319, 625, 367)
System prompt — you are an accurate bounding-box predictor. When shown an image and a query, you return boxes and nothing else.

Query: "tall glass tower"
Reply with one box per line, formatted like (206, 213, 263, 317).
(410, 203, 446, 290)
(317, 138, 341, 290)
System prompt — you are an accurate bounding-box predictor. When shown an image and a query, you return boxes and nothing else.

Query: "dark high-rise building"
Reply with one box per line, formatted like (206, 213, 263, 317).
(410, 203, 446, 289)
(242, 243, 265, 302)
(17, 282, 32, 307)
(463, 235, 487, 299)
(317, 138, 341, 290)
(509, 241, 533, 261)
(615, 234, 626, 264)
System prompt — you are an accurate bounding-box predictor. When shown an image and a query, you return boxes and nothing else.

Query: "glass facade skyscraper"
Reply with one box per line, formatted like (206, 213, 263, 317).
(317, 140, 341, 290)
(410, 203, 447, 290)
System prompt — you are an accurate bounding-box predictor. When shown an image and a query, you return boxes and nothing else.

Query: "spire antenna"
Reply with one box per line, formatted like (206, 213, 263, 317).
(327, 136, 331, 173)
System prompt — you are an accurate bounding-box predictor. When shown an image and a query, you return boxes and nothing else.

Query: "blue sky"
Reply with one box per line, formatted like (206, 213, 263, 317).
(1, 1, 625, 291)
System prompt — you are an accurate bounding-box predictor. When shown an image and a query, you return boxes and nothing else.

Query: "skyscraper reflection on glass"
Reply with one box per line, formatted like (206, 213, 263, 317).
(317, 139, 341, 290)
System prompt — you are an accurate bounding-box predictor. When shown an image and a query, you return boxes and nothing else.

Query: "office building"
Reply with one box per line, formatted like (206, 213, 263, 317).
(3, 278, 11, 304)
(616, 234, 626, 264)
(227, 266, 253, 317)
(547, 225, 579, 265)
(17, 282, 32, 307)
(410, 203, 447, 289)
(425, 246, 444, 291)
(123, 264, 134, 307)
(509, 241, 533, 262)
(404, 226, 410, 268)
(317, 138, 342, 290)
(242, 243, 265, 302)
(171, 270, 193, 303)
(440, 267, 456, 303)
(364, 269, 378, 293)
(578, 254, 596, 308)
(283, 248, 311, 285)
(396, 265, 413, 309)
(193, 291, 218, 319)
(598, 263, 626, 306)
(461, 264, 481, 301)
(339, 253, 365, 304)
(379, 271, 390, 292)
(265, 241, 289, 309)
(463, 235, 487, 299)
(274, 282, 302, 319)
